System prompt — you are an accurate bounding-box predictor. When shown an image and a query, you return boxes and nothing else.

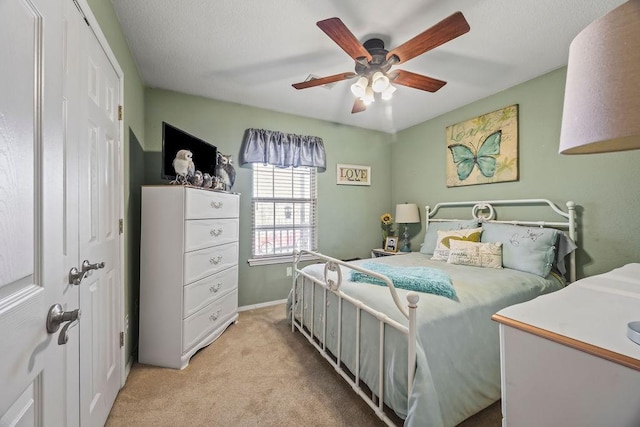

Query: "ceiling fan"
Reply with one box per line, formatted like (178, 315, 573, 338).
(292, 12, 470, 114)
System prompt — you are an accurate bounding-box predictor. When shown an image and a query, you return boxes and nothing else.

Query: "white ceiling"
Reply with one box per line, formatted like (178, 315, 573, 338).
(109, 0, 626, 134)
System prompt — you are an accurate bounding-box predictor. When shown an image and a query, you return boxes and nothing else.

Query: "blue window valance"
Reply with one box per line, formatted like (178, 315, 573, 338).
(239, 128, 326, 172)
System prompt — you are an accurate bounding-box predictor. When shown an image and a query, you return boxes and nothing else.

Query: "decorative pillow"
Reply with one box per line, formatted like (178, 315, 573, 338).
(431, 227, 483, 261)
(480, 222, 558, 277)
(420, 220, 480, 255)
(447, 240, 503, 269)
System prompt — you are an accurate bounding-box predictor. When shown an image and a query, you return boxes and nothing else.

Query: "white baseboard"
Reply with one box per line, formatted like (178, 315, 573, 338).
(238, 298, 287, 312)
(121, 355, 133, 387)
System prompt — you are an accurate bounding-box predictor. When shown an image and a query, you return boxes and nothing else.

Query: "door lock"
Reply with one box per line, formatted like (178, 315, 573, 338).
(46, 304, 81, 345)
(69, 259, 105, 285)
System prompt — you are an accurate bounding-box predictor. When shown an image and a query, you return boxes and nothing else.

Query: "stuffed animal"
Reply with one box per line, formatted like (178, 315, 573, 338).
(215, 153, 236, 191)
(191, 170, 203, 187)
(212, 175, 226, 191)
(172, 149, 195, 184)
(202, 173, 213, 188)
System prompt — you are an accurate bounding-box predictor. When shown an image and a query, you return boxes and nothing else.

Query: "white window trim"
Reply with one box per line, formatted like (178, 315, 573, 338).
(247, 253, 318, 267)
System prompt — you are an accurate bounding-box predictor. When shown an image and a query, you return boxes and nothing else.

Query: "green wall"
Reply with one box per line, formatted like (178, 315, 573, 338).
(143, 88, 392, 306)
(393, 67, 640, 279)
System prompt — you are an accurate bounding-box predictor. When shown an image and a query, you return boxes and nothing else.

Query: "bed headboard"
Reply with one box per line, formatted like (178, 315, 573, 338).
(425, 199, 577, 282)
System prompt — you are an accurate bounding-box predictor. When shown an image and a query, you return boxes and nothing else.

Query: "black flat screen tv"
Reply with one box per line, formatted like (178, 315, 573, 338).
(161, 122, 217, 180)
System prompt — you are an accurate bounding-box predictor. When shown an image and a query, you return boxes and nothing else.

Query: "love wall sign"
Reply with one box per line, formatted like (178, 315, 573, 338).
(445, 104, 519, 187)
(336, 164, 371, 186)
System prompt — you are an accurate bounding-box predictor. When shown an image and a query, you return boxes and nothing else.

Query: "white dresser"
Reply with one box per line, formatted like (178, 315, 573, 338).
(493, 264, 640, 427)
(139, 186, 240, 369)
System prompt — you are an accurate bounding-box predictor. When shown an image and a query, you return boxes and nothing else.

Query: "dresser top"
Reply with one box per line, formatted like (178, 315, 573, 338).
(142, 184, 240, 195)
(494, 263, 640, 368)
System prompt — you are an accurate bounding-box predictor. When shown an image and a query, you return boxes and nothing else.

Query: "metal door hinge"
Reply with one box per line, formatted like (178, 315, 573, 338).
(119, 219, 123, 235)
(118, 105, 123, 121)
(119, 331, 124, 348)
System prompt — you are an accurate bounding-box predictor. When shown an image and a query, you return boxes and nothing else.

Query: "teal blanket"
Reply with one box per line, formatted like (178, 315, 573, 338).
(349, 261, 457, 300)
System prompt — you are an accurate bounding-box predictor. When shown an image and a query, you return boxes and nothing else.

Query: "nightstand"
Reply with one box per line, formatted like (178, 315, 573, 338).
(370, 248, 410, 258)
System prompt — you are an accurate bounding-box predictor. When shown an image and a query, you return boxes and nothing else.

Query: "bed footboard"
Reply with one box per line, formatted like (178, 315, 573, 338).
(290, 250, 418, 426)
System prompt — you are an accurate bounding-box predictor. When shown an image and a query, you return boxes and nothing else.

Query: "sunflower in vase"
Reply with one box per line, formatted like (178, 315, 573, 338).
(380, 213, 395, 247)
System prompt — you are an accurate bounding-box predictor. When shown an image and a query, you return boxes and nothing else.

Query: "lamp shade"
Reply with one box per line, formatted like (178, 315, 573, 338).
(381, 84, 396, 101)
(362, 86, 375, 105)
(371, 71, 390, 93)
(395, 203, 420, 224)
(350, 76, 368, 98)
(559, 0, 640, 154)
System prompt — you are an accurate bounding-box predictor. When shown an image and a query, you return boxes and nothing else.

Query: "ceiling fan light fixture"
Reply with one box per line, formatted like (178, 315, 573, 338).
(362, 86, 375, 105)
(293, 13, 470, 113)
(350, 76, 368, 98)
(371, 71, 390, 93)
(381, 84, 396, 101)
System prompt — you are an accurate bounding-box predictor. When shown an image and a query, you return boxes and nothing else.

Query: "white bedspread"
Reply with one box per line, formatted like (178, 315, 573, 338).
(289, 253, 565, 426)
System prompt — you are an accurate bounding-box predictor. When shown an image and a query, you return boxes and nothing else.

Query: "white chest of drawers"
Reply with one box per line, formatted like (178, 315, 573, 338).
(139, 186, 240, 369)
(493, 264, 640, 426)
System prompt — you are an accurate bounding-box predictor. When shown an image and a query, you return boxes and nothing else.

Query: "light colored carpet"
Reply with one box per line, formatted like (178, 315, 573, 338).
(106, 304, 500, 426)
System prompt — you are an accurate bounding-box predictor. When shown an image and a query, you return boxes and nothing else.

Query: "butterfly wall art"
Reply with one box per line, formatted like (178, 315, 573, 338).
(445, 104, 519, 187)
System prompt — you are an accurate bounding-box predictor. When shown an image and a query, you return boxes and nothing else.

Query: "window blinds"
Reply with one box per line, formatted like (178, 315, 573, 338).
(251, 164, 317, 257)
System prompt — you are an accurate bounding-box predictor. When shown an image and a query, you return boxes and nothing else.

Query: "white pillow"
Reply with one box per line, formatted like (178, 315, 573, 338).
(447, 240, 503, 269)
(431, 227, 483, 261)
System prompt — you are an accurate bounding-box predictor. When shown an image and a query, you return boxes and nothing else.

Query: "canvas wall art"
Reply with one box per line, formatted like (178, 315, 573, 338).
(445, 104, 519, 187)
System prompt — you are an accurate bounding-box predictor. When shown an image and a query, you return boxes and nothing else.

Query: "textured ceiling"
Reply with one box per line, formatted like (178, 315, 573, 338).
(109, 0, 626, 134)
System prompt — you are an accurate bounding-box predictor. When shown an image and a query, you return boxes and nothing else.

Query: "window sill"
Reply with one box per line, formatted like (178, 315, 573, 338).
(247, 253, 319, 267)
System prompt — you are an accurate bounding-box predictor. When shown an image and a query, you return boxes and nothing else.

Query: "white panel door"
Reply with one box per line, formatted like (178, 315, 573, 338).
(0, 0, 70, 425)
(62, 0, 83, 425)
(76, 11, 122, 427)
(65, 0, 121, 426)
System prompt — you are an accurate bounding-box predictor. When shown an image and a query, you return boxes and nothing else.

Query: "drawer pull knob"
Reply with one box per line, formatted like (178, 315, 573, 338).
(210, 228, 223, 237)
(210, 201, 223, 209)
(209, 283, 222, 293)
(209, 309, 221, 322)
(209, 256, 222, 265)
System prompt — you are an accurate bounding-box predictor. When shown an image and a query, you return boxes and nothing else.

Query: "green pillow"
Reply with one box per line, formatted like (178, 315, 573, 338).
(420, 219, 479, 255)
(480, 222, 558, 277)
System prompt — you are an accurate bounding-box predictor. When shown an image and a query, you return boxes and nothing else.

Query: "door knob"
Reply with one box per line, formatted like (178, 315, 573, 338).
(58, 319, 80, 345)
(82, 259, 105, 271)
(46, 304, 81, 333)
(69, 259, 105, 285)
(46, 304, 81, 345)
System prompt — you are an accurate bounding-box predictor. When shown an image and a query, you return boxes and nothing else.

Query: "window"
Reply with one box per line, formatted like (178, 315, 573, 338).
(249, 164, 317, 265)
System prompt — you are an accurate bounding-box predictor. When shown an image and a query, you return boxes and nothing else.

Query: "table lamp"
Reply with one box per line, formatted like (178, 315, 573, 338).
(558, 0, 640, 345)
(395, 203, 420, 252)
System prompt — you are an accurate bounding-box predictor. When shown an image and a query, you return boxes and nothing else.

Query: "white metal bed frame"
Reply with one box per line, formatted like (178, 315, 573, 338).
(291, 199, 577, 426)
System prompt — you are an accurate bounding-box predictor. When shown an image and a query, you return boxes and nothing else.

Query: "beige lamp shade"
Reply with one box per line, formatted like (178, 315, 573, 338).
(395, 203, 420, 224)
(559, 0, 640, 154)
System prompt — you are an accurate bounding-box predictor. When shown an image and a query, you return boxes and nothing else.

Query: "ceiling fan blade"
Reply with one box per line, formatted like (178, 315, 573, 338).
(317, 17, 373, 62)
(351, 98, 367, 114)
(391, 69, 447, 92)
(386, 11, 470, 64)
(292, 72, 356, 89)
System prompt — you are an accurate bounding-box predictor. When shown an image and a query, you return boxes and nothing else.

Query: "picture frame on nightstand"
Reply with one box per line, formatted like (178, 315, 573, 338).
(384, 236, 398, 253)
